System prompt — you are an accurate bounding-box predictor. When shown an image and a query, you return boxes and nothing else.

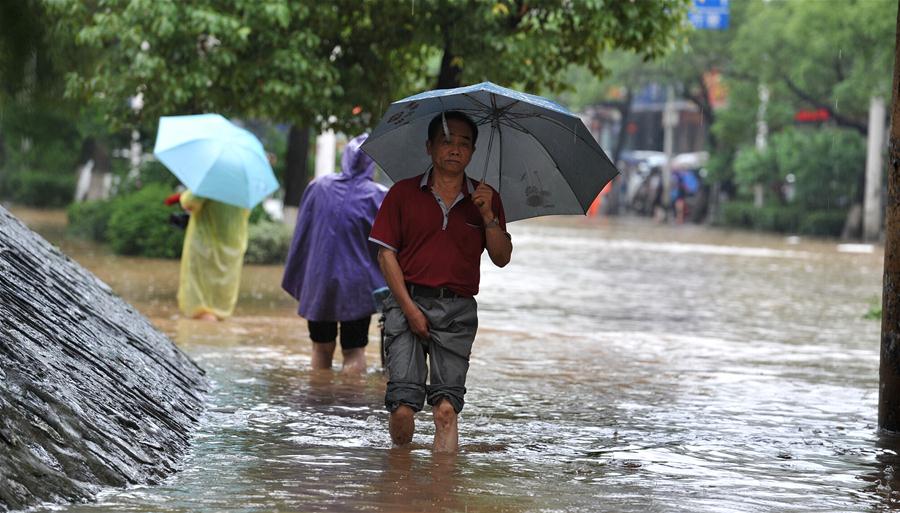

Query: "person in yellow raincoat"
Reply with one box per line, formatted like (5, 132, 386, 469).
(177, 190, 250, 320)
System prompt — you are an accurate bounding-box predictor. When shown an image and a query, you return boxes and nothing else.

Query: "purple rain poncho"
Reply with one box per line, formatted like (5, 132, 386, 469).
(281, 134, 388, 322)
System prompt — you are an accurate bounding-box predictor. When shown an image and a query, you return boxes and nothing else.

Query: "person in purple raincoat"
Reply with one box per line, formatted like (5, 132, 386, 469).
(282, 134, 388, 374)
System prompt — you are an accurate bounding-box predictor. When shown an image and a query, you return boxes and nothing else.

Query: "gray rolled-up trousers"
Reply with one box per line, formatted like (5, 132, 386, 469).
(382, 293, 478, 414)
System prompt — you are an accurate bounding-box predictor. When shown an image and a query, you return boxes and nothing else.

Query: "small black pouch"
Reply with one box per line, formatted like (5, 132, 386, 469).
(168, 212, 190, 230)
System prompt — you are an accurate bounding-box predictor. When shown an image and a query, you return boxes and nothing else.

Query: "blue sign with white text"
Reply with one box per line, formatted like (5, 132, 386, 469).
(689, 0, 730, 30)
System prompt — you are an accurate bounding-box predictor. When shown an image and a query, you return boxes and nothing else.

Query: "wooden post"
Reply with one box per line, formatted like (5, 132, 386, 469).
(878, 1, 900, 432)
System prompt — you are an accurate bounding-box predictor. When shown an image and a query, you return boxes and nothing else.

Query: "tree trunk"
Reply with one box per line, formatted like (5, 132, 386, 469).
(0, 130, 6, 169)
(435, 39, 462, 89)
(878, 4, 900, 433)
(602, 91, 634, 217)
(283, 124, 311, 208)
(689, 75, 718, 151)
(612, 89, 634, 165)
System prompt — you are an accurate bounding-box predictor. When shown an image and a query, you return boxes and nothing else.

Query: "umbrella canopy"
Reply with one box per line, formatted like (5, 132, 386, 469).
(361, 82, 619, 222)
(671, 151, 709, 171)
(153, 114, 278, 209)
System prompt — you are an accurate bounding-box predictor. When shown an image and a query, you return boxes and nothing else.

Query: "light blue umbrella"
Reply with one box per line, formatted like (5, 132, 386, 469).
(153, 114, 278, 209)
(361, 81, 619, 222)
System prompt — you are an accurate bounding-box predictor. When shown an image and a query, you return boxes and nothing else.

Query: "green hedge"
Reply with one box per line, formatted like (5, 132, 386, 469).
(720, 201, 845, 237)
(732, 128, 865, 211)
(1, 171, 76, 207)
(68, 184, 184, 259)
(107, 184, 185, 259)
(68, 187, 290, 262)
(720, 202, 801, 233)
(798, 211, 846, 237)
(244, 220, 292, 264)
(67, 198, 117, 241)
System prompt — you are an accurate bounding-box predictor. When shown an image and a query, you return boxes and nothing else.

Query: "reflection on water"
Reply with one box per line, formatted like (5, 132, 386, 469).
(11, 208, 894, 512)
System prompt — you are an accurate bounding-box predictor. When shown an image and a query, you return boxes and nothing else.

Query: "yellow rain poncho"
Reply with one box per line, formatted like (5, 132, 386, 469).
(177, 190, 250, 319)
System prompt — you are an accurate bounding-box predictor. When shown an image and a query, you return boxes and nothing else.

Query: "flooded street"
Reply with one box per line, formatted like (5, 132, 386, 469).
(13, 209, 894, 512)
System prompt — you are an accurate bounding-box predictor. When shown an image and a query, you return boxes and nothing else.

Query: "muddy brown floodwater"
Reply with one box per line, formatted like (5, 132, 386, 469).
(12, 208, 899, 513)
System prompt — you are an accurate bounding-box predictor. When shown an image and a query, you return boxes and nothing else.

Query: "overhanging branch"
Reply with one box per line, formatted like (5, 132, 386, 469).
(783, 77, 867, 135)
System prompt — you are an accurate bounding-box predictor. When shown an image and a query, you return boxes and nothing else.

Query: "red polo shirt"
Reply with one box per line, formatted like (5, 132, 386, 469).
(369, 170, 506, 297)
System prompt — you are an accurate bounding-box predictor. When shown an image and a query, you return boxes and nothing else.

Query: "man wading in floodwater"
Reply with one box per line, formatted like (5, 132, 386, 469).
(369, 111, 513, 452)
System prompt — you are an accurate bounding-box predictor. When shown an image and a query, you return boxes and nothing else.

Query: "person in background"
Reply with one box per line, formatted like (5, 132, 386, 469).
(177, 190, 250, 321)
(282, 133, 388, 374)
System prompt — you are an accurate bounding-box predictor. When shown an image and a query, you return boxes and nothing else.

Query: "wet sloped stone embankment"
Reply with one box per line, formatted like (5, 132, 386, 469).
(0, 206, 207, 511)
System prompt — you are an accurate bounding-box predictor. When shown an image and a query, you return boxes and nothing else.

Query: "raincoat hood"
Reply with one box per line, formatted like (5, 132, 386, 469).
(339, 133, 376, 181)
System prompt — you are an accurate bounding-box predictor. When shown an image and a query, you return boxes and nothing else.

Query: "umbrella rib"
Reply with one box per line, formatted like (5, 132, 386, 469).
(495, 118, 590, 210)
(497, 115, 503, 196)
(464, 94, 521, 121)
(530, 113, 608, 158)
(496, 100, 520, 118)
(242, 149, 252, 208)
(462, 93, 491, 111)
(477, 100, 614, 212)
(500, 112, 611, 166)
(491, 114, 563, 175)
(365, 105, 487, 143)
(479, 96, 498, 183)
(192, 143, 228, 197)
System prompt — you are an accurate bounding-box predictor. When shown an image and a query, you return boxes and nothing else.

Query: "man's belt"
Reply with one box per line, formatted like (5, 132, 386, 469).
(407, 283, 461, 299)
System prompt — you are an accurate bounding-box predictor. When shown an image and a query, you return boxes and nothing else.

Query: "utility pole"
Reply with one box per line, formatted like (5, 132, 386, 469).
(878, 3, 900, 432)
(661, 85, 677, 221)
(754, 84, 769, 208)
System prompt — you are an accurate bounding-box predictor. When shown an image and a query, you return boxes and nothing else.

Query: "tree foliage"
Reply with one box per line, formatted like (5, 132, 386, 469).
(716, 0, 893, 204)
(729, 0, 896, 135)
(48, 0, 690, 131)
(0, 1, 113, 205)
(48, 1, 338, 130)
(733, 127, 865, 210)
(395, 0, 690, 91)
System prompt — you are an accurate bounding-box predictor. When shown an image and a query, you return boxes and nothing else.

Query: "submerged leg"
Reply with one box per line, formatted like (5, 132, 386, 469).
(340, 347, 367, 374)
(311, 341, 336, 370)
(390, 404, 416, 446)
(432, 398, 458, 453)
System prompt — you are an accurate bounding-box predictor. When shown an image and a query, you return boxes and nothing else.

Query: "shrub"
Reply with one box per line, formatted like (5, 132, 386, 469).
(244, 220, 292, 265)
(720, 201, 755, 228)
(730, 128, 865, 212)
(719, 201, 800, 233)
(106, 184, 184, 259)
(865, 297, 882, 320)
(780, 129, 864, 211)
(1, 171, 76, 207)
(756, 204, 801, 233)
(719, 201, 847, 238)
(798, 210, 846, 237)
(249, 203, 273, 224)
(67, 198, 117, 241)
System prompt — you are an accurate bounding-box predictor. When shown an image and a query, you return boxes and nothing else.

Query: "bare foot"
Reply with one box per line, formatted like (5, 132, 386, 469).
(193, 312, 219, 321)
